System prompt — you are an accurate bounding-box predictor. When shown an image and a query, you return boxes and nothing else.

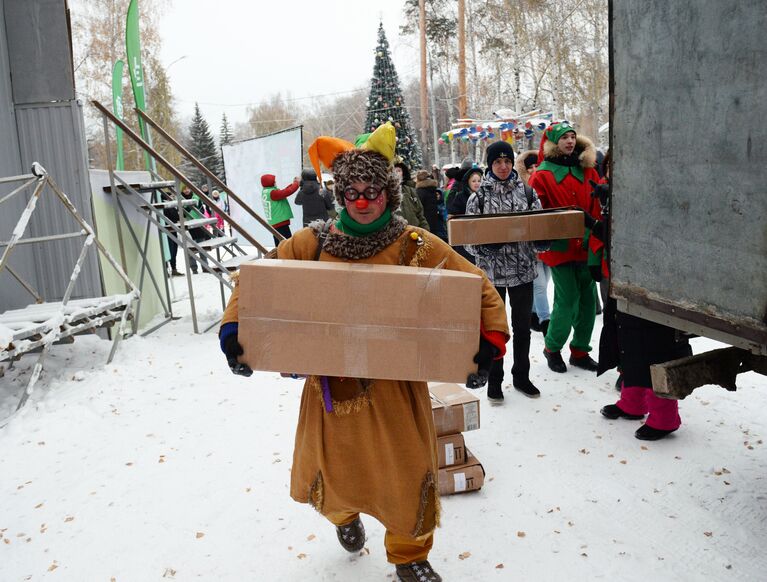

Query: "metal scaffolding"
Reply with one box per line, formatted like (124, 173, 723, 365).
(92, 100, 279, 334)
(0, 164, 140, 411)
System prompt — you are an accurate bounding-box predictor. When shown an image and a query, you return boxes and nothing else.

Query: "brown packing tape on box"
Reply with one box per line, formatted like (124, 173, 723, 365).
(438, 448, 485, 495)
(430, 383, 481, 436)
(237, 260, 482, 383)
(436, 433, 466, 468)
(447, 208, 584, 246)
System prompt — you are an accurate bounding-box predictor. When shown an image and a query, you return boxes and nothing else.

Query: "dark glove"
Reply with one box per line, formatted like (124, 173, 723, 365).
(591, 220, 605, 241)
(223, 333, 253, 377)
(589, 179, 610, 207)
(589, 265, 604, 282)
(466, 337, 499, 389)
(481, 242, 506, 252)
(584, 216, 606, 242)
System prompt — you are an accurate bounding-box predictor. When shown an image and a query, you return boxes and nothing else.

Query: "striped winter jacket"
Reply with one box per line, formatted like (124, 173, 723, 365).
(465, 170, 543, 288)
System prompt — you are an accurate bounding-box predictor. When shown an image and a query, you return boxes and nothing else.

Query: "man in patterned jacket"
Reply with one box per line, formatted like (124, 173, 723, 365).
(466, 141, 547, 402)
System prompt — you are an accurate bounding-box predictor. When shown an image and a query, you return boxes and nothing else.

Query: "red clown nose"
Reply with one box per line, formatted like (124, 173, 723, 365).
(355, 197, 369, 209)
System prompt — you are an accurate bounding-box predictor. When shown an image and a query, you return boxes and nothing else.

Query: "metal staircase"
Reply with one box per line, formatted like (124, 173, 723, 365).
(92, 100, 283, 334)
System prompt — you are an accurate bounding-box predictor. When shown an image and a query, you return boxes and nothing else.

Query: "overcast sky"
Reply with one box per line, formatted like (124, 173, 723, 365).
(158, 0, 418, 130)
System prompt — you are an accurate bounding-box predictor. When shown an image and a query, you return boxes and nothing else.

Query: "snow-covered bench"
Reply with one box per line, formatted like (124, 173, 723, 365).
(0, 294, 134, 361)
(0, 165, 140, 413)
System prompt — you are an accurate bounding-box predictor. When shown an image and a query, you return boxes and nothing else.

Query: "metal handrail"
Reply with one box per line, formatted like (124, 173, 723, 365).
(90, 100, 268, 254)
(134, 107, 284, 242)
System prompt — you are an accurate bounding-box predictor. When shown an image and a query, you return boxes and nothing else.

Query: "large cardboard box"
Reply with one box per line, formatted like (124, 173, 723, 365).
(238, 260, 482, 382)
(430, 383, 480, 436)
(438, 448, 485, 495)
(447, 208, 584, 246)
(436, 433, 467, 468)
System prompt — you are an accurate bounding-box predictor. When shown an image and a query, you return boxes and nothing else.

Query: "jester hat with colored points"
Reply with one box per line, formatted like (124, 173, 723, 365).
(308, 122, 401, 210)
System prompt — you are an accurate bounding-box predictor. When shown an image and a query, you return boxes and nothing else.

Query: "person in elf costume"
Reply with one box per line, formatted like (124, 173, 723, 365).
(529, 122, 602, 374)
(218, 123, 509, 582)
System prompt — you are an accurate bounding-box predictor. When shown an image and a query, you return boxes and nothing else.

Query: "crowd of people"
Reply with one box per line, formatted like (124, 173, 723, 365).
(218, 122, 691, 582)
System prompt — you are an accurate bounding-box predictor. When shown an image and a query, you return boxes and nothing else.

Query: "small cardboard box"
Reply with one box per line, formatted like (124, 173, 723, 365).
(430, 383, 480, 436)
(436, 433, 467, 468)
(438, 448, 485, 495)
(238, 260, 482, 383)
(447, 207, 584, 246)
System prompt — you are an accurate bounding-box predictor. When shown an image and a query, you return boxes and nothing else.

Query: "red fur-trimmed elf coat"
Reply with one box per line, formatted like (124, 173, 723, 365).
(528, 135, 602, 266)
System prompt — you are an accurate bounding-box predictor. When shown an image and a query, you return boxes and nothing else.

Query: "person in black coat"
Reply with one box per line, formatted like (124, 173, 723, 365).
(295, 168, 335, 226)
(446, 166, 483, 263)
(415, 169, 447, 241)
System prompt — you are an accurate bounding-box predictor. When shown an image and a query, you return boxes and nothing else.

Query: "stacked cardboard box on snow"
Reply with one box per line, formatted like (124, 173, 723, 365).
(430, 383, 485, 496)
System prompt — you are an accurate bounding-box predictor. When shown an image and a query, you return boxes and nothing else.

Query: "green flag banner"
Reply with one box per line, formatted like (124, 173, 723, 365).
(111, 59, 125, 171)
(126, 0, 151, 170)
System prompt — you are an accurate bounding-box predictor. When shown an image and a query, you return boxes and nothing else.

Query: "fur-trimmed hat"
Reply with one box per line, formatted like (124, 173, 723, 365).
(415, 169, 438, 189)
(332, 149, 401, 211)
(515, 149, 539, 185)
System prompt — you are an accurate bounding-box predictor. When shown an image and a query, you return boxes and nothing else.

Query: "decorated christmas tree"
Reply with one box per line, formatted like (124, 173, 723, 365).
(364, 23, 423, 171)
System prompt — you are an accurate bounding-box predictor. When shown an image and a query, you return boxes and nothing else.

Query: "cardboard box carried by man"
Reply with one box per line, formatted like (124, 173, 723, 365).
(447, 207, 584, 246)
(237, 260, 482, 383)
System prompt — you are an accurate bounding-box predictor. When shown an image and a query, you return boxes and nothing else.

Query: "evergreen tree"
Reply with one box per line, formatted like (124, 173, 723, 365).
(220, 113, 234, 147)
(364, 23, 423, 171)
(187, 103, 221, 185)
(219, 113, 234, 183)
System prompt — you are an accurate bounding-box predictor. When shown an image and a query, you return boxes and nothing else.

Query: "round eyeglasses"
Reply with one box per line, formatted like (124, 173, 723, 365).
(343, 185, 384, 202)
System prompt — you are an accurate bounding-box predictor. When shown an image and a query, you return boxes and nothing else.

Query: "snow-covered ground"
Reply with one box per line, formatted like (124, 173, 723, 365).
(2, 271, 766, 581)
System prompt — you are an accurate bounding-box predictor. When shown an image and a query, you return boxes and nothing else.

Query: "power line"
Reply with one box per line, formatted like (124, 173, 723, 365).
(242, 103, 425, 126)
(176, 87, 368, 108)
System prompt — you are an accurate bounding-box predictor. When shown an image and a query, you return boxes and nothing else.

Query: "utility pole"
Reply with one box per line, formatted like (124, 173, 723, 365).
(429, 59, 440, 169)
(458, 0, 467, 119)
(419, 0, 430, 166)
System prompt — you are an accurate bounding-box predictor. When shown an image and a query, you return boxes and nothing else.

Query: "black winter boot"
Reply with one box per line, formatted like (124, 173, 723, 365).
(635, 424, 677, 441)
(530, 313, 541, 332)
(396, 560, 442, 582)
(335, 517, 365, 552)
(600, 404, 644, 420)
(543, 349, 567, 373)
(513, 378, 541, 398)
(487, 381, 504, 404)
(569, 354, 598, 372)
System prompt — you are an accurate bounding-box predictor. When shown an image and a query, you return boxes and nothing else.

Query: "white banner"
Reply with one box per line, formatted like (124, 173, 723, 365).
(222, 126, 303, 249)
